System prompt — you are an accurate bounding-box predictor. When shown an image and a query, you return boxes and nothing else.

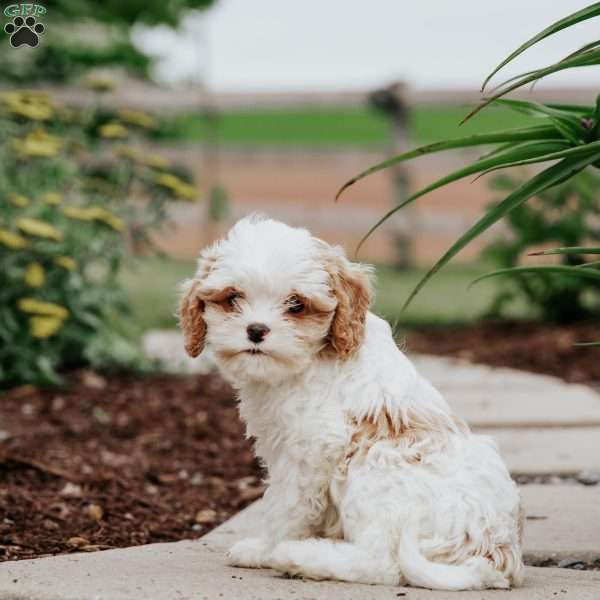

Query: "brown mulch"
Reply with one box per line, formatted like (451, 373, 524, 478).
(0, 372, 263, 562)
(406, 320, 600, 387)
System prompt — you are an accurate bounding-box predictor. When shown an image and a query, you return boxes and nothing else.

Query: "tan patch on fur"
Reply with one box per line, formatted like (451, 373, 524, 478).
(283, 293, 334, 345)
(422, 525, 523, 586)
(179, 280, 206, 357)
(485, 544, 524, 586)
(458, 528, 523, 586)
(317, 244, 373, 360)
(285, 294, 334, 320)
(178, 249, 221, 357)
(345, 407, 457, 468)
(204, 286, 244, 314)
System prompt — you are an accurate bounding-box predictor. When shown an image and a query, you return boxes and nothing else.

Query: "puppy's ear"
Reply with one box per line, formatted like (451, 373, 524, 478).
(323, 247, 374, 359)
(178, 279, 206, 357)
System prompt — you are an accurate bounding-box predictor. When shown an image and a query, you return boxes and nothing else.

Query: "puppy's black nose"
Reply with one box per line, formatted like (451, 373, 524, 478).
(247, 323, 270, 344)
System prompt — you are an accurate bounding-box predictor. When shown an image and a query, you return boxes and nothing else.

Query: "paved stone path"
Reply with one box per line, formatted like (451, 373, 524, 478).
(490, 428, 600, 475)
(522, 485, 600, 562)
(1, 502, 599, 600)
(412, 355, 600, 429)
(1, 334, 598, 599)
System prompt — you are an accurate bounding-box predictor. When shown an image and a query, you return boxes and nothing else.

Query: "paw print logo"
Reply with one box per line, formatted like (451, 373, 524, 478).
(4, 16, 45, 48)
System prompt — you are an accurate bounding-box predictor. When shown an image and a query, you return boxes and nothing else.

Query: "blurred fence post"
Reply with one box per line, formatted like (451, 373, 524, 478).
(201, 99, 230, 243)
(368, 82, 414, 269)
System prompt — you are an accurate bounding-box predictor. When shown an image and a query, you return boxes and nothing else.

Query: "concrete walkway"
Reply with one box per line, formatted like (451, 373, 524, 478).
(1, 339, 598, 599)
(1, 502, 599, 600)
(522, 485, 600, 562)
(412, 355, 600, 429)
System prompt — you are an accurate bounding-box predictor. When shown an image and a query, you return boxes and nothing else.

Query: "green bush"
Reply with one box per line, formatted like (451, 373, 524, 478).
(484, 171, 600, 322)
(0, 1, 216, 83)
(0, 89, 198, 388)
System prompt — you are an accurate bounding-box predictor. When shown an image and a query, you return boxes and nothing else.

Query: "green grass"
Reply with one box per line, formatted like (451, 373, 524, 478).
(155, 107, 390, 147)
(120, 257, 195, 336)
(411, 105, 532, 145)
(374, 263, 520, 327)
(120, 257, 524, 338)
(154, 104, 534, 148)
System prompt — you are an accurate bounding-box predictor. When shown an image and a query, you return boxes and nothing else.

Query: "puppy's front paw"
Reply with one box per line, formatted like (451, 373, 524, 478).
(269, 541, 308, 578)
(226, 538, 269, 568)
(269, 541, 296, 567)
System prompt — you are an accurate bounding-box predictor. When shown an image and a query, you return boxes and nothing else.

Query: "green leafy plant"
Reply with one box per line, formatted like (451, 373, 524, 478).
(483, 171, 600, 322)
(336, 2, 600, 344)
(0, 89, 199, 388)
(474, 2, 600, 118)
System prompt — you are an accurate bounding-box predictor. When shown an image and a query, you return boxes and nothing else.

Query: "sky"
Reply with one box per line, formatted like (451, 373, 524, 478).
(134, 0, 600, 92)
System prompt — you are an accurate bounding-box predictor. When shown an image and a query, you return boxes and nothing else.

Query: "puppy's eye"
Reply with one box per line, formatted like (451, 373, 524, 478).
(286, 295, 305, 314)
(226, 292, 241, 307)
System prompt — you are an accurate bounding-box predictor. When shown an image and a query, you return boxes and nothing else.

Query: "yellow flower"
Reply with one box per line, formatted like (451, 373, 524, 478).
(114, 145, 139, 160)
(1, 91, 49, 104)
(42, 192, 62, 205)
(91, 207, 124, 232)
(1, 91, 54, 121)
(62, 206, 124, 231)
(142, 153, 169, 169)
(24, 262, 45, 288)
(99, 122, 129, 139)
(13, 128, 62, 158)
(155, 173, 181, 189)
(18, 298, 69, 319)
(0, 228, 29, 249)
(61, 206, 95, 221)
(0, 92, 23, 105)
(84, 76, 116, 93)
(9, 194, 30, 208)
(9, 102, 53, 121)
(54, 256, 76, 271)
(29, 316, 64, 338)
(155, 173, 197, 200)
(17, 217, 63, 241)
(118, 109, 155, 129)
(115, 145, 169, 168)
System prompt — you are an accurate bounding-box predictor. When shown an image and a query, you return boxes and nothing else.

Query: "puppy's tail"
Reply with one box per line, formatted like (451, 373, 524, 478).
(396, 524, 509, 591)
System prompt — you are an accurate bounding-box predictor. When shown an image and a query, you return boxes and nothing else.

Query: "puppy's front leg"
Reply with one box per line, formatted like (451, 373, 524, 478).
(227, 463, 324, 569)
(226, 536, 271, 569)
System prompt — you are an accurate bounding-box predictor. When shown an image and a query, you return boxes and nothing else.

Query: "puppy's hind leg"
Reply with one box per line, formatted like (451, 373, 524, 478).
(269, 538, 401, 586)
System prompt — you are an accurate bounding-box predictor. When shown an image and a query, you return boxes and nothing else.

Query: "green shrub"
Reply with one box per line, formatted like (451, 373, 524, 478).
(483, 171, 600, 322)
(338, 3, 600, 325)
(0, 1, 216, 84)
(0, 90, 198, 388)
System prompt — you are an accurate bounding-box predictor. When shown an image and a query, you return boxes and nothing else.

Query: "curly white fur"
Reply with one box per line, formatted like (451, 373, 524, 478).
(179, 216, 524, 591)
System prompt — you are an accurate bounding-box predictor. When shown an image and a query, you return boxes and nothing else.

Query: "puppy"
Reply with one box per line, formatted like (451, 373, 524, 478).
(179, 216, 523, 591)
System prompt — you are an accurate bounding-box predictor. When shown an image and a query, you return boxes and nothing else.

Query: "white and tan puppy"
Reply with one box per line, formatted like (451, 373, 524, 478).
(179, 216, 523, 591)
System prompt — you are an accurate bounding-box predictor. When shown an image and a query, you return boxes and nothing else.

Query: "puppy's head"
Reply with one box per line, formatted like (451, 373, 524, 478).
(179, 216, 373, 385)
